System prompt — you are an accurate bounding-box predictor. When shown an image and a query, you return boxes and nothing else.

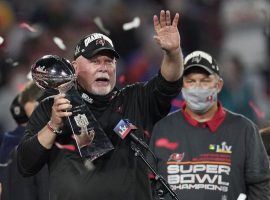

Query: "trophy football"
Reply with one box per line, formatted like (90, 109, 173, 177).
(31, 55, 114, 161)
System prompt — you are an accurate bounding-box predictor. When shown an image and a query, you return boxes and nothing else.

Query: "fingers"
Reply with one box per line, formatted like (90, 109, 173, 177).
(172, 12, 180, 27)
(165, 10, 171, 26)
(153, 15, 161, 33)
(51, 94, 72, 128)
(160, 10, 166, 27)
(154, 10, 179, 30)
(53, 94, 71, 112)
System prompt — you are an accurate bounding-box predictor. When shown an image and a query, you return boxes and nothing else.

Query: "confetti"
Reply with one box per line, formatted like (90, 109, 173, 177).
(249, 100, 265, 119)
(5, 58, 19, 67)
(93, 17, 110, 35)
(19, 22, 37, 32)
(53, 37, 66, 50)
(171, 99, 184, 109)
(118, 74, 126, 84)
(55, 142, 76, 151)
(17, 83, 26, 92)
(12, 62, 19, 67)
(26, 71, 32, 80)
(123, 17, 140, 31)
(0, 36, 4, 45)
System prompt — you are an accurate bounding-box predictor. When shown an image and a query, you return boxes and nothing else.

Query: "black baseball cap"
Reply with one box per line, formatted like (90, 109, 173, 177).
(74, 33, 119, 59)
(10, 94, 28, 124)
(183, 51, 220, 76)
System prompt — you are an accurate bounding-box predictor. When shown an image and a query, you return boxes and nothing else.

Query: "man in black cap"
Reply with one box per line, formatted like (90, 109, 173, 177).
(149, 50, 270, 200)
(0, 81, 49, 200)
(17, 10, 183, 200)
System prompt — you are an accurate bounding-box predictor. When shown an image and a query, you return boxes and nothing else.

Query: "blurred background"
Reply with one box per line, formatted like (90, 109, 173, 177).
(0, 0, 269, 133)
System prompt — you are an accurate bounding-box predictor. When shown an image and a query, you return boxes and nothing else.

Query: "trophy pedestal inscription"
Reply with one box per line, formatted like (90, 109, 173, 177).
(65, 86, 114, 160)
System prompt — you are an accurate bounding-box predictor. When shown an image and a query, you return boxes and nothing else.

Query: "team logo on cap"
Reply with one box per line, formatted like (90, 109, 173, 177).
(84, 33, 113, 47)
(191, 55, 202, 64)
(96, 38, 106, 46)
(14, 106, 21, 115)
(184, 51, 213, 65)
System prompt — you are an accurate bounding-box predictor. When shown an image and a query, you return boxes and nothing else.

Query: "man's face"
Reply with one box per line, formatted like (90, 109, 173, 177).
(183, 71, 223, 92)
(73, 52, 117, 95)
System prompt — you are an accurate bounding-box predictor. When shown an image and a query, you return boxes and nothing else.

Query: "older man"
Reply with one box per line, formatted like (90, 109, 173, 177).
(17, 10, 183, 200)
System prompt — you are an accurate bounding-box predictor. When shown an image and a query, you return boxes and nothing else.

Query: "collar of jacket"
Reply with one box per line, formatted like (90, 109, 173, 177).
(77, 84, 119, 108)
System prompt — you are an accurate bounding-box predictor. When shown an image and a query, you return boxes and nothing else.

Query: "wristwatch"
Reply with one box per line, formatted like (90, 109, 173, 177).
(47, 121, 62, 135)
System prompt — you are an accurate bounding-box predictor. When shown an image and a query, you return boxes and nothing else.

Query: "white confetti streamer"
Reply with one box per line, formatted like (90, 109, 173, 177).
(26, 71, 32, 80)
(94, 17, 110, 35)
(19, 22, 37, 32)
(123, 17, 140, 31)
(53, 37, 66, 50)
(5, 58, 19, 67)
(0, 36, 4, 45)
(12, 62, 19, 67)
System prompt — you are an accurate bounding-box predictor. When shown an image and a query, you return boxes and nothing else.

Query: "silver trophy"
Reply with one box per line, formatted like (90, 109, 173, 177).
(31, 55, 114, 160)
(31, 55, 75, 92)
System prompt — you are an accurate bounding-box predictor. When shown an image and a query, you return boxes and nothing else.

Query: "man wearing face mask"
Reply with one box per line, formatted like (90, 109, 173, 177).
(149, 51, 270, 200)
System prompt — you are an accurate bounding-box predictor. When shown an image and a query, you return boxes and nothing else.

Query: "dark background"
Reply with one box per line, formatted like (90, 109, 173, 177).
(0, 0, 270, 133)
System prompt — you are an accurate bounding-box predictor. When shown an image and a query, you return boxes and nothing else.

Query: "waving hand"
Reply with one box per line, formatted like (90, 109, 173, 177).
(153, 10, 180, 53)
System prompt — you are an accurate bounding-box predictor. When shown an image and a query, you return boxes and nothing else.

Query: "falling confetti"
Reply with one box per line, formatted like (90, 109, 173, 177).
(5, 58, 19, 67)
(93, 17, 110, 35)
(17, 83, 26, 92)
(171, 99, 184, 109)
(53, 37, 66, 50)
(118, 74, 126, 84)
(55, 142, 76, 151)
(123, 17, 140, 31)
(0, 36, 4, 45)
(249, 100, 265, 119)
(12, 62, 19, 66)
(26, 71, 32, 80)
(19, 22, 37, 32)
(144, 130, 151, 138)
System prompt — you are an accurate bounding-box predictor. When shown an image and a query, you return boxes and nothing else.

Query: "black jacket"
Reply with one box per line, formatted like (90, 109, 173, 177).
(17, 73, 181, 200)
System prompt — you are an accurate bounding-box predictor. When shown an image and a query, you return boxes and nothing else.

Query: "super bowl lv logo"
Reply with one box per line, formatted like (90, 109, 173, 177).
(209, 142, 232, 154)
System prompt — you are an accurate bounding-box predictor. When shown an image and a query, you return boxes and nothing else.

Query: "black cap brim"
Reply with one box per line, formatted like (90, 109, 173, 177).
(184, 64, 214, 75)
(82, 47, 119, 59)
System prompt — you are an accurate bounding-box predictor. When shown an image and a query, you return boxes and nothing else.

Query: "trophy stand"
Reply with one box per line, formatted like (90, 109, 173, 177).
(57, 82, 114, 161)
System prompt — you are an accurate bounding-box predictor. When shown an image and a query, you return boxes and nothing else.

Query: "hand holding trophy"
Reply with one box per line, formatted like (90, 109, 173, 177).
(31, 55, 114, 161)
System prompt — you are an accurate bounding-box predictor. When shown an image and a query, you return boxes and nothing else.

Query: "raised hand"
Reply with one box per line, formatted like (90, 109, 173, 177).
(153, 10, 180, 53)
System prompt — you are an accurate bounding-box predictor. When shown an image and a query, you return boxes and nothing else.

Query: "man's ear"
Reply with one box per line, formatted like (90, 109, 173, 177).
(72, 60, 78, 75)
(217, 78, 224, 93)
